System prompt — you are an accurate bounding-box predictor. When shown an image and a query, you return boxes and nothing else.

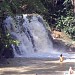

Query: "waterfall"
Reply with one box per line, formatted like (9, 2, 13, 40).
(3, 14, 56, 58)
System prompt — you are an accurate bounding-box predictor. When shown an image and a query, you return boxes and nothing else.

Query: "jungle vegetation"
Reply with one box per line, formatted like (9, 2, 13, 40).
(0, 0, 75, 57)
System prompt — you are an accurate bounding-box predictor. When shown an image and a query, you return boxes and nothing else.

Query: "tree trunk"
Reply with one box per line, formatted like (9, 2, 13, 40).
(71, 0, 75, 15)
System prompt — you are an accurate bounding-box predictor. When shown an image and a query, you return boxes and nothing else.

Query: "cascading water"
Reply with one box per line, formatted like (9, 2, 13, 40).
(4, 14, 55, 57)
(4, 14, 74, 59)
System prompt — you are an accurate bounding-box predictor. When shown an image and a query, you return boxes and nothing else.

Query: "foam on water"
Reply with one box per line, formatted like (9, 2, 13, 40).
(3, 14, 75, 59)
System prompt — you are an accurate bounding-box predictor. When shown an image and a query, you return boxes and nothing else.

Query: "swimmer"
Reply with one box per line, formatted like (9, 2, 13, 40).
(59, 54, 64, 62)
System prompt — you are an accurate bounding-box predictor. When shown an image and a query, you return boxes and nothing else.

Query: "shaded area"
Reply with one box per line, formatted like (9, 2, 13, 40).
(0, 58, 75, 75)
(53, 39, 70, 52)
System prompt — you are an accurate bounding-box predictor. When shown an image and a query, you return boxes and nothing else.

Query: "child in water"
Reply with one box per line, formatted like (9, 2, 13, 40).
(64, 67, 74, 75)
(69, 67, 74, 75)
(59, 54, 64, 62)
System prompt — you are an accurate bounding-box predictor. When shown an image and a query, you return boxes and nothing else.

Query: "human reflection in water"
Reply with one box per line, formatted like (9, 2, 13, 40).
(59, 54, 64, 62)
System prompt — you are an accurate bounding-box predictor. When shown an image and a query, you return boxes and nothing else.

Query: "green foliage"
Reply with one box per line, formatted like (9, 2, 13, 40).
(0, 0, 47, 15)
(40, 0, 75, 40)
(55, 0, 75, 39)
(6, 33, 20, 46)
(0, 0, 75, 56)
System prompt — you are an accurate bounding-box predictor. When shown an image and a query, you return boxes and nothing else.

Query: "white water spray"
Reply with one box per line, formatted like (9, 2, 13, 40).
(4, 14, 55, 57)
(3, 14, 75, 60)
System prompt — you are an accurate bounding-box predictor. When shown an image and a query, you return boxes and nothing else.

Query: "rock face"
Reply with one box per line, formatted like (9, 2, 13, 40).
(1, 45, 14, 58)
(51, 30, 75, 52)
(70, 44, 75, 52)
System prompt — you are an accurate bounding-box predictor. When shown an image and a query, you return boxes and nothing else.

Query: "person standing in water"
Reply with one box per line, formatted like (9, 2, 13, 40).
(59, 54, 64, 62)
